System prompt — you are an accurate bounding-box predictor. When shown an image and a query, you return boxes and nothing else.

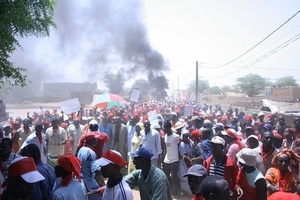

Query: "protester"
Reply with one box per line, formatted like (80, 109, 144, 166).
(21, 143, 58, 200)
(140, 120, 162, 167)
(265, 148, 300, 196)
(1, 156, 45, 200)
(200, 175, 232, 200)
(183, 164, 207, 200)
(163, 120, 181, 196)
(19, 123, 47, 163)
(45, 117, 67, 166)
(96, 150, 133, 200)
(67, 117, 84, 155)
(52, 155, 87, 200)
(203, 136, 238, 199)
(128, 122, 143, 174)
(125, 146, 172, 200)
(235, 148, 267, 200)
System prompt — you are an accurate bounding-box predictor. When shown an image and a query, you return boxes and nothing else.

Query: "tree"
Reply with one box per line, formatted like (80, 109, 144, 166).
(187, 79, 210, 94)
(0, 1, 56, 87)
(208, 86, 222, 95)
(103, 71, 125, 95)
(275, 76, 299, 87)
(234, 74, 268, 102)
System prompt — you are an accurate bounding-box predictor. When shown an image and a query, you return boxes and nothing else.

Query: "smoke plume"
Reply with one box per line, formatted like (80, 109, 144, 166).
(10, 0, 169, 100)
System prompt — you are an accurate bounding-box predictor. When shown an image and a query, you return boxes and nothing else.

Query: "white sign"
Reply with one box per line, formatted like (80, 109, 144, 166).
(147, 110, 158, 128)
(60, 98, 81, 114)
(130, 89, 140, 102)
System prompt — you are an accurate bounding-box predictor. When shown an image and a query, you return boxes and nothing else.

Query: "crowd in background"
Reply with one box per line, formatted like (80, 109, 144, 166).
(0, 100, 300, 199)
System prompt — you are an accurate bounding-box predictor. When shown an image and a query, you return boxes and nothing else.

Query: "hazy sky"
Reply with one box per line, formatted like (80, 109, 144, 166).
(10, 0, 300, 94)
(144, 0, 300, 89)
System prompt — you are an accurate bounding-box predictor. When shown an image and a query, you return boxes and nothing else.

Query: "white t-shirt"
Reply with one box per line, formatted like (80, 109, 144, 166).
(164, 133, 181, 163)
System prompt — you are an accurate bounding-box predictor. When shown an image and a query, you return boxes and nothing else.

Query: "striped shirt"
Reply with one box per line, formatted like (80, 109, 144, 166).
(209, 161, 225, 179)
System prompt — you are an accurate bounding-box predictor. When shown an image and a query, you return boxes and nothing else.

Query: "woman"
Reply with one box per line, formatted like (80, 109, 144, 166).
(283, 127, 295, 149)
(128, 122, 143, 173)
(265, 148, 300, 196)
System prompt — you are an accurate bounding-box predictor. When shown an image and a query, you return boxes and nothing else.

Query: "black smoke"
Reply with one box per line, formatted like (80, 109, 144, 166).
(9, 0, 169, 100)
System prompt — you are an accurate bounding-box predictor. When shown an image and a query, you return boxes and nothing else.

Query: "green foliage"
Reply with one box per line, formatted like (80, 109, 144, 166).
(275, 76, 299, 87)
(103, 71, 125, 95)
(208, 86, 222, 95)
(0, 0, 56, 87)
(187, 79, 210, 94)
(234, 74, 268, 97)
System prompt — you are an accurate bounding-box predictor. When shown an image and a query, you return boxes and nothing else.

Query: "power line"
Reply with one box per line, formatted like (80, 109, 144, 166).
(213, 9, 300, 68)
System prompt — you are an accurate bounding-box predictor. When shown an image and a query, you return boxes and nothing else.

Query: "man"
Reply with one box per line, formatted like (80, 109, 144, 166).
(99, 116, 112, 153)
(111, 116, 128, 163)
(52, 155, 87, 200)
(1, 156, 45, 200)
(21, 143, 58, 200)
(204, 136, 238, 199)
(163, 120, 181, 196)
(77, 134, 102, 200)
(96, 150, 133, 200)
(19, 124, 47, 163)
(0, 138, 21, 192)
(77, 119, 109, 191)
(257, 131, 279, 175)
(125, 146, 172, 200)
(127, 116, 139, 153)
(67, 117, 84, 155)
(183, 164, 207, 200)
(17, 118, 34, 147)
(45, 118, 67, 165)
(140, 120, 162, 167)
(200, 175, 232, 200)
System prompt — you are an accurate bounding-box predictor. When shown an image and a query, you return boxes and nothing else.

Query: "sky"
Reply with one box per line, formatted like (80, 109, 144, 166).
(10, 0, 300, 95)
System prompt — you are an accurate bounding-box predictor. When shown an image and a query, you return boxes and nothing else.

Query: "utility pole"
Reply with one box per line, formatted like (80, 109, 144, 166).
(196, 61, 198, 103)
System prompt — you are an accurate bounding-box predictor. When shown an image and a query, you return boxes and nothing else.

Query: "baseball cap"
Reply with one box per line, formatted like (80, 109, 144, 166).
(96, 150, 128, 167)
(221, 128, 238, 138)
(89, 119, 98, 125)
(8, 157, 45, 183)
(183, 164, 207, 177)
(128, 146, 154, 160)
(210, 136, 225, 146)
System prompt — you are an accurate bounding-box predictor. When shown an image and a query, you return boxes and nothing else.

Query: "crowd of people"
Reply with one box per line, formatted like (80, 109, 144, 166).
(0, 101, 300, 199)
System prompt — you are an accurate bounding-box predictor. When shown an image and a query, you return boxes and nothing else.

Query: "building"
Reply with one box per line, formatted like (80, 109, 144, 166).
(271, 86, 300, 102)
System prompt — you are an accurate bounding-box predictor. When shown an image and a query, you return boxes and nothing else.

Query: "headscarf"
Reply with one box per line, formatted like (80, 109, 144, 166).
(57, 155, 81, 186)
(272, 148, 300, 168)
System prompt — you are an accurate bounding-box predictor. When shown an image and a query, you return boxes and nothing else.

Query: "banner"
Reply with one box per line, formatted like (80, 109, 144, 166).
(130, 89, 140, 102)
(60, 98, 81, 115)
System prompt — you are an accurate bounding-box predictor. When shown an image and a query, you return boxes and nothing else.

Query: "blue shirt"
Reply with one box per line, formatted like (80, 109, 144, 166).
(99, 123, 112, 152)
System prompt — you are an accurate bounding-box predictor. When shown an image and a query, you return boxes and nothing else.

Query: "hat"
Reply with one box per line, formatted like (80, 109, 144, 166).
(9, 157, 45, 183)
(221, 128, 238, 139)
(247, 134, 258, 141)
(96, 150, 128, 167)
(128, 146, 154, 160)
(89, 119, 98, 125)
(183, 164, 207, 177)
(57, 155, 81, 186)
(236, 148, 257, 167)
(190, 129, 200, 138)
(211, 136, 225, 146)
(174, 122, 184, 130)
(258, 112, 265, 117)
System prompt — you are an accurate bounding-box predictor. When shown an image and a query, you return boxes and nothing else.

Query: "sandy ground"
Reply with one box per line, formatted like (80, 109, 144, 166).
(5, 102, 192, 200)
